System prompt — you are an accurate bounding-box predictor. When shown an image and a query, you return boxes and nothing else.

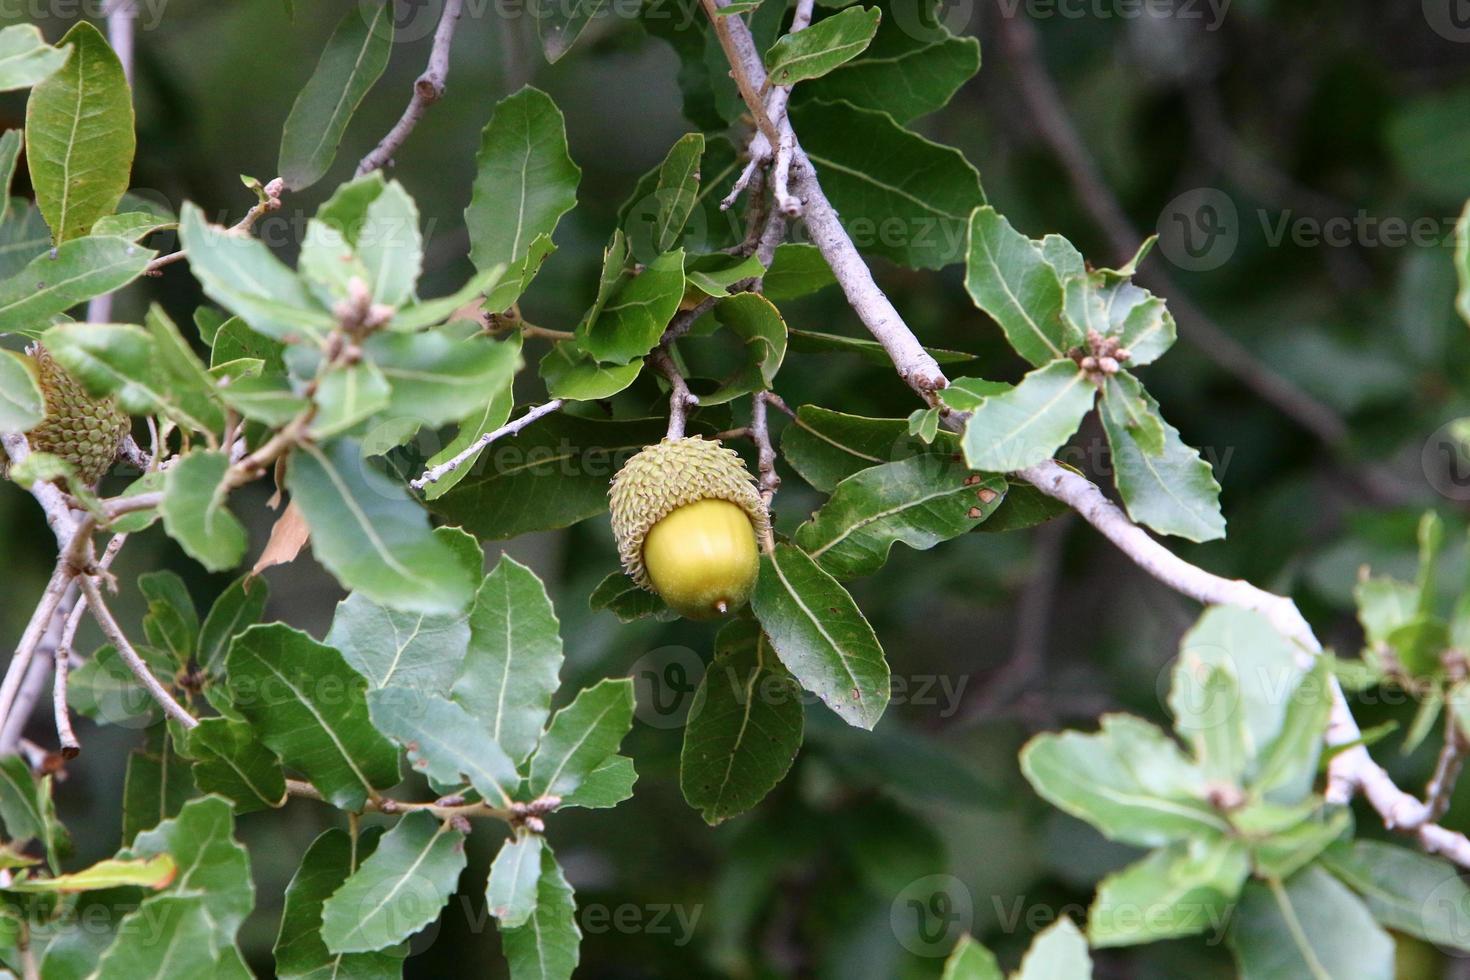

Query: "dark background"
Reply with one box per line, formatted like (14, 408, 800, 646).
(4, 0, 1470, 976)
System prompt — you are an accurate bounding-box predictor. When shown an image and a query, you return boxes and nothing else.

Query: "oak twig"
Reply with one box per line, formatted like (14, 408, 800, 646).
(357, 0, 466, 176)
(410, 400, 565, 490)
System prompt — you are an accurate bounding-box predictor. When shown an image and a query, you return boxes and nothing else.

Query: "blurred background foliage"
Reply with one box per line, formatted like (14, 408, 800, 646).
(3, 0, 1470, 976)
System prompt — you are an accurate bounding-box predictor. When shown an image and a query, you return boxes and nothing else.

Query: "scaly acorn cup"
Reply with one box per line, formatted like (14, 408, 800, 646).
(24, 343, 129, 485)
(609, 436, 770, 620)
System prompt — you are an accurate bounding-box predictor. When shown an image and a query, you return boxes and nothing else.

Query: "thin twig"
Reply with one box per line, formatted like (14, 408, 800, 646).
(650, 347, 698, 439)
(410, 399, 565, 490)
(357, 0, 466, 176)
(0, 566, 72, 747)
(1427, 714, 1466, 822)
(77, 576, 197, 731)
(750, 392, 779, 552)
(284, 778, 525, 823)
(145, 178, 285, 274)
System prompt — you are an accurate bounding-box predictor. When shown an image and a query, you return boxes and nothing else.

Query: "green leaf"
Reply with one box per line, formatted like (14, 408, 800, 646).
(225, 623, 400, 810)
(0, 201, 50, 281)
(0, 25, 66, 91)
(580, 249, 687, 364)
(625, 133, 704, 262)
(958, 360, 1096, 471)
(802, 15, 979, 124)
(588, 571, 676, 623)
(369, 329, 520, 428)
(288, 439, 478, 615)
(1097, 371, 1163, 455)
(1253, 658, 1333, 803)
(310, 361, 391, 439)
(751, 543, 889, 730)
(146, 305, 226, 434)
(1100, 374, 1224, 542)
(6, 854, 176, 893)
(528, 678, 636, 798)
(26, 22, 134, 243)
(1321, 840, 1470, 953)
(539, 0, 609, 63)
(795, 456, 1006, 579)
(684, 251, 764, 297)
(275, 828, 404, 979)
(161, 451, 248, 572)
(1020, 714, 1225, 847)
(486, 832, 544, 929)
(941, 935, 1003, 980)
(763, 243, 838, 300)
(765, 7, 880, 86)
(431, 414, 674, 539)
(138, 570, 198, 666)
(700, 292, 787, 405)
(1228, 868, 1392, 980)
(964, 207, 1072, 365)
(69, 644, 174, 729)
(357, 178, 422, 307)
(1088, 839, 1248, 947)
(322, 810, 466, 954)
(367, 690, 518, 807)
(198, 575, 270, 676)
(278, 5, 394, 191)
(392, 262, 509, 332)
(540, 340, 644, 401)
(501, 846, 581, 980)
(0, 236, 153, 337)
(0, 755, 69, 870)
(180, 717, 287, 813)
(791, 100, 984, 270)
(468, 87, 581, 311)
(454, 556, 565, 766)
(680, 619, 804, 825)
(92, 210, 175, 241)
(779, 406, 944, 491)
(1248, 803, 1350, 879)
(0, 348, 43, 430)
(560, 754, 638, 809)
(178, 202, 334, 343)
(1015, 918, 1092, 980)
(1063, 270, 1176, 367)
(1170, 607, 1307, 783)
(100, 798, 255, 977)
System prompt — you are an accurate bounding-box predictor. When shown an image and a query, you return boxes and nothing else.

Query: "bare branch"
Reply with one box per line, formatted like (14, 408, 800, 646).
(357, 0, 466, 176)
(750, 392, 779, 552)
(650, 347, 698, 440)
(78, 575, 197, 731)
(146, 177, 285, 274)
(410, 399, 565, 490)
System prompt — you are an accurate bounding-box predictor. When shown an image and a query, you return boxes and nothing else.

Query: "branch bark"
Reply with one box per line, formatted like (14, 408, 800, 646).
(410, 399, 565, 490)
(357, 0, 466, 176)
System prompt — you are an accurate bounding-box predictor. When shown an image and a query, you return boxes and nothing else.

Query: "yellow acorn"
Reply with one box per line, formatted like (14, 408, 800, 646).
(24, 343, 129, 485)
(609, 437, 769, 620)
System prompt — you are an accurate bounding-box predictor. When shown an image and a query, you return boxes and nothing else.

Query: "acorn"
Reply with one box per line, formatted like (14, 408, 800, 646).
(609, 437, 769, 620)
(23, 343, 128, 485)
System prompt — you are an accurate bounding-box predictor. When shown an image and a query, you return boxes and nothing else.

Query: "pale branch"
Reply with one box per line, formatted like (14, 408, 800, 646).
(86, 0, 139, 326)
(703, 0, 1470, 867)
(50, 533, 127, 760)
(0, 567, 72, 749)
(650, 347, 698, 440)
(1425, 715, 1466, 822)
(750, 392, 780, 553)
(77, 575, 197, 731)
(2, 434, 79, 545)
(410, 399, 565, 490)
(357, 0, 465, 176)
(0, 586, 77, 756)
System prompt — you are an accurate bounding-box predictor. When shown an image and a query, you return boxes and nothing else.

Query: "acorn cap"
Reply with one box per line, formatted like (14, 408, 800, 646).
(25, 343, 129, 485)
(609, 436, 769, 590)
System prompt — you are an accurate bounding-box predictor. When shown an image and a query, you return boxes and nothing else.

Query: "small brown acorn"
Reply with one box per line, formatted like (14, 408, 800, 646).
(23, 343, 129, 485)
(609, 437, 769, 620)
